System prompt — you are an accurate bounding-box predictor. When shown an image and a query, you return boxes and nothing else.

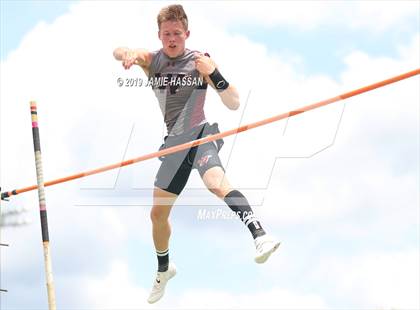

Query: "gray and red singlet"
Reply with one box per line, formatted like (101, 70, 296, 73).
(148, 48, 208, 136)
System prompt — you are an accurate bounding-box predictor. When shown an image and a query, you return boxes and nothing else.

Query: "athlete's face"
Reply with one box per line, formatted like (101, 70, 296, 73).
(159, 20, 190, 58)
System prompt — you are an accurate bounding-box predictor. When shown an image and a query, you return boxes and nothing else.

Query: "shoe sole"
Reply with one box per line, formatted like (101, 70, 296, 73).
(254, 241, 281, 264)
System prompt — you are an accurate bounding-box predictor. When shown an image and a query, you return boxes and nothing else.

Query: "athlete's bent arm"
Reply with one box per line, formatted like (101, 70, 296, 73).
(113, 47, 152, 71)
(195, 53, 240, 110)
(217, 85, 240, 111)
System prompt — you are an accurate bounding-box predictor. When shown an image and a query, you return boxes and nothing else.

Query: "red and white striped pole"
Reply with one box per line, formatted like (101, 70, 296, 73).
(30, 101, 57, 310)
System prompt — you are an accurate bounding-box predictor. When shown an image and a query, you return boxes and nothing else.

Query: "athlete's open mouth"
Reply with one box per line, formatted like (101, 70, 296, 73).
(169, 44, 176, 49)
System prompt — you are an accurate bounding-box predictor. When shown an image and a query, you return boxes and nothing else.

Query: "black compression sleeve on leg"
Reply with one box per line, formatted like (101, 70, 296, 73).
(224, 190, 266, 239)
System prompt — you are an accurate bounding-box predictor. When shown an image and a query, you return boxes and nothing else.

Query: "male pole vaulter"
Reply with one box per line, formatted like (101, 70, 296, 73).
(113, 4, 280, 303)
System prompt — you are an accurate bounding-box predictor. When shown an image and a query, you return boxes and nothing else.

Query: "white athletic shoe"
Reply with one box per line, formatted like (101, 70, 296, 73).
(147, 262, 177, 304)
(254, 235, 281, 264)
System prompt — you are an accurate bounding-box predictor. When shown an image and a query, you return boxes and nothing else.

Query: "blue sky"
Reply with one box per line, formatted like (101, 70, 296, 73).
(0, 1, 419, 309)
(2, 0, 418, 77)
(228, 22, 419, 78)
(0, 0, 76, 60)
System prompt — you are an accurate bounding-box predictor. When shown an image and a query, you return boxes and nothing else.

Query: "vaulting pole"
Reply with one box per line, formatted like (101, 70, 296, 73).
(1, 68, 419, 201)
(30, 101, 57, 310)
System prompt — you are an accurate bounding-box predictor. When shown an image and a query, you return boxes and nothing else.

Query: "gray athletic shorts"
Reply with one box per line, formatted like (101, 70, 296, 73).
(154, 123, 225, 195)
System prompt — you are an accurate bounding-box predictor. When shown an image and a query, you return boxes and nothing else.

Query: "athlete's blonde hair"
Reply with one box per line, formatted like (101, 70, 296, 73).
(157, 4, 188, 30)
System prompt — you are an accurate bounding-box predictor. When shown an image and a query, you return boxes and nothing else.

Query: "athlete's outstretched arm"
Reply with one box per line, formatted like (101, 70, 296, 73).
(113, 47, 152, 71)
(195, 53, 240, 110)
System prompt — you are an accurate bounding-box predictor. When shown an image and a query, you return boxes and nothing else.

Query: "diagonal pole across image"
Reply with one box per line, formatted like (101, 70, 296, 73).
(0, 68, 419, 201)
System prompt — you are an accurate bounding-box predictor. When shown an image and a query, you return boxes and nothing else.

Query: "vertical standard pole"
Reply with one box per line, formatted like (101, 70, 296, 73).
(30, 101, 57, 310)
(0, 242, 9, 293)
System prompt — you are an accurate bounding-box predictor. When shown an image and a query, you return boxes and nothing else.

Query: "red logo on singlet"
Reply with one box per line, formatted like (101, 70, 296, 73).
(197, 155, 212, 167)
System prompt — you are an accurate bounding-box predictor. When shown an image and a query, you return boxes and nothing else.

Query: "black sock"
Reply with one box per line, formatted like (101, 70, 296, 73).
(156, 248, 169, 272)
(224, 190, 266, 239)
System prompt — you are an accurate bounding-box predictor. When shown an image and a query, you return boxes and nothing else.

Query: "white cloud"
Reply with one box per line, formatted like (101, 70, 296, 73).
(82, 260, 151, 309)
(185, 0, 418, 32)
(260, 32, 419, 224)
(171, 287, 327, 309)
(77, 259, 328, 309)
(311, 250, 420, 309)
(345, 1, 419, 33)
